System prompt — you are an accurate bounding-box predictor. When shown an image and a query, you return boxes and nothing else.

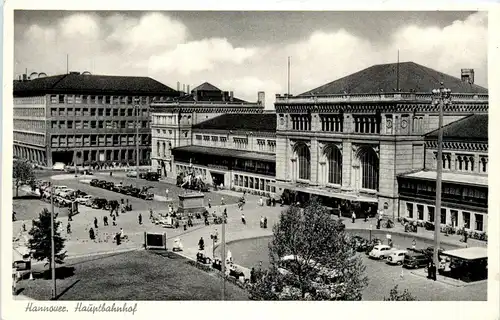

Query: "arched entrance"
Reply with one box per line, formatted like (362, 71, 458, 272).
(324, 145, 342, 184)
(292, 142, 311, 181)
(353, 146, 379, 191)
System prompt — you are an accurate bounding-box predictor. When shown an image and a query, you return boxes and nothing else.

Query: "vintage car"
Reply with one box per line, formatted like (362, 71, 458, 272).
(369, 245, 393, 260)
(387, 250, 408, 265)
(91, 198, 109, 210)
(89, 179, 100, 187)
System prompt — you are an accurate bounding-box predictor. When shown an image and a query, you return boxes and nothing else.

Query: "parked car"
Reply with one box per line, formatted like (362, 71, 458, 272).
(142, 172, 160, 181)
(369, 245, 393, 260)
(96, 180, 108, 188)
(76, 195, 94, 205)
(52, 162, 66, 171)
(365, 238, 383, 255)
(90, 179, 100, 187)
(58, 188, 75, 198)
(424, 246, 444, 259)
(351, 235, 370, 252)
(103, 182, 115, 190)
(387, 250, 408, 265)
(158, 216, 175, 228)
(126, 170, 138, 178)
(403, 250, 430, 269)
(91, 198, 109, 210)
(139, 186, 154, 200)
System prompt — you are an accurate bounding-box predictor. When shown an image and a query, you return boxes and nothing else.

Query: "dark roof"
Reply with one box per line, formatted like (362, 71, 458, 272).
(300, 62, 488, 95)
(425, 114, 488, 141)
(172, 145, 275, 162)
(191, 82, 221, 92)
(176, 94, 247, 103)
(13, 73, 178, 96)
(192, 113, 276, 131)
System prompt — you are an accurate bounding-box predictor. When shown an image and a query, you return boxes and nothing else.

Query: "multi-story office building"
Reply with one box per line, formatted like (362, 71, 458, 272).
(150, 82, 265, 176)
(398, 114, 488, 233)
(13, 72, 178, 166)
(172, 113, 277, 193)
(273, 62, 488, 219)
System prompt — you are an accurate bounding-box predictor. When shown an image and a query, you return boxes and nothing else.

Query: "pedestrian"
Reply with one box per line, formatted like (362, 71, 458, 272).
(351, 212, 356, 223)
(208, 198, 212, 209)
(149, 208, 154, 220)
(250, 267, 256, 284)
(67, 222, 71, 234)
(241, 213, 246, 225)
(22, 223, 26, 232)
(412, 239, 416, 250)
(120, 228, 124, 240)
(94, 217, 98, 229)
(138, 213, 142, 225)
(264, 216, 268, 229)
(204, 216, 209, 226)
(188, 216, 193, 227)
(464, 229, 468, 243)
(198, 237, 205, 251)
(221, 196, 225, 206)
(103, 216, 108, 226)
(89, 227, 95, 241)
(364, 210, 368, 222)
(389, 239, 393, 248)
(112, 215, 117, 226)
(259, 197, 263, 207)
(260, 216, 264, 228)
(272, 197, 276, 207)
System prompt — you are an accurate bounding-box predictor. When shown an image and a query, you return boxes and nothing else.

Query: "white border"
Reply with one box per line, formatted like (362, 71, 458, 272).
(2, 1, 499, 320)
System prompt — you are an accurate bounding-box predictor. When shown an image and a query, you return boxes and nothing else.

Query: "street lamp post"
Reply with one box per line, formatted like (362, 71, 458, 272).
(431, 83, 452, 279)
(135, 102, 140, 188)
(49, 182, 56, 299)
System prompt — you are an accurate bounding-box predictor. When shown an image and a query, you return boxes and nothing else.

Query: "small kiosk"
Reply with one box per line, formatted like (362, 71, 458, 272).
(440, 247, 488, 282)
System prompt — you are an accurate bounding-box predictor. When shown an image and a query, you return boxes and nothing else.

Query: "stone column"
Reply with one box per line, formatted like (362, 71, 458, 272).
(291, 158, 296, 182)
(310, 139, 318, 185)
(469, 212, 476, 231)
(341, 141, 352, 190)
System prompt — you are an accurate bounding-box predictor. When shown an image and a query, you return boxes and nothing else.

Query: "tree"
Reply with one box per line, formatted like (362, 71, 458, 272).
(27, 208, 67, 275)
(250, 198, 368, 300)
(13, 160, 36, 197)
(384, 285, 417, 301)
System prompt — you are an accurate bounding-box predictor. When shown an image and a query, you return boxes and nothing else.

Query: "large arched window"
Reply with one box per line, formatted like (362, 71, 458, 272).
(326, 146, 342, 184)
(296, 143, 311, 180)
(359, 147, 379, 190)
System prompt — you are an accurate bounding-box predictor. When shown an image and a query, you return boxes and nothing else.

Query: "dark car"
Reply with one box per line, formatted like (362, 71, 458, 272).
(351, 236, 370, 252)
(96, 180, 107, 188)
(143, 172, 160, 181)
(403, 250, 430, 269)
(119, 186, 132, 195)
(91, 198, 109, 210)
(90, 179, 99, 187)
(103, 182, 115, 190)
(139, 187, 154, 200)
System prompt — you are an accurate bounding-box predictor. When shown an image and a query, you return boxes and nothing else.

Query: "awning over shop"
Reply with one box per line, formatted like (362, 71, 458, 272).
(401, 170, 487, 187)
(442, 247, 488, 261)
(273, 181, 378, 203)
(172, 145, 275, 162)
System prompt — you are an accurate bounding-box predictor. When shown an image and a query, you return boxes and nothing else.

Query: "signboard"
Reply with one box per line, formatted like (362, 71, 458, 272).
(144, 232, 167, 250)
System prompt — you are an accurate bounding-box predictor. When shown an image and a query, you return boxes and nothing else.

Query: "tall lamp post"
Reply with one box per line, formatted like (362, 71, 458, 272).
(49, 182, 57, 299)
(135, 100, 140, 188)
(431, 83, 452, 277)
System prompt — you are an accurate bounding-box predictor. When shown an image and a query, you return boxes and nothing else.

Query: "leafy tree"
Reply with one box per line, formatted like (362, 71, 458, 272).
(27, 208, 67, 275)
(384, 285, 417, 301)
(13, 160, 36, 197)
(250, 198, 368, 300)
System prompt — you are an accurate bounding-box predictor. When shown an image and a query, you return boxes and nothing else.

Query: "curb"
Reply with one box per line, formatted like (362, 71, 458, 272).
(408, 269, 487, 287)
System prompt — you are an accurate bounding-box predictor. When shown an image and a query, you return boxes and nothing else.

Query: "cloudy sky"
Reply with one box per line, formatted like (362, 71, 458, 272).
(14, 11, 487, 108)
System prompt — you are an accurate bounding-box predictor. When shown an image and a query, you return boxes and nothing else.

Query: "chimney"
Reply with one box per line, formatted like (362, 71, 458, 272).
(461, 69, 475, 84)
(187, 85, 190, 94)
(229, 91, 234, 102)
(177, 81, 180, 92)
(258, 91, 265, 107)
(22, 74, 27, 81)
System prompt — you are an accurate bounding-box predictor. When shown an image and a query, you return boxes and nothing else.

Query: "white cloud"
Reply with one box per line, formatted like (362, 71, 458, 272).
(15, 12, 487, 108)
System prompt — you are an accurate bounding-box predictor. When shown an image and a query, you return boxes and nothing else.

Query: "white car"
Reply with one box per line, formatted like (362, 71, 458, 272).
(158, 216, 175, 228)
(52, 162, 66, 171)
(369, 245, 393, 260)
(126, 170, 138, 178)
(386, 250, 407, 265)
(58, 188, 75, 198)
(76, 195, 93, 205)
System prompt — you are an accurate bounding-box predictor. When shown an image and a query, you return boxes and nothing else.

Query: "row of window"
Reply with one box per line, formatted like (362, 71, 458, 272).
(50, 94, 172, 105)
(14, 119, 45, 131)
(233, 174, 276, 193)
(440, 153, 488, 173)
(14, 96, 46, 105)
(13, 108, 45, 118)
(194, 135, 276, 153)
(50, 134, 150, 148)
(51, 120, 149, 130)
(156, 140, 172, 158)
(320, 115, 343, 132)
(13, 132, 45, 146)
(153, 115, 187, 125)
(50, 107, 148, 118)
(406, 202, 484, 231)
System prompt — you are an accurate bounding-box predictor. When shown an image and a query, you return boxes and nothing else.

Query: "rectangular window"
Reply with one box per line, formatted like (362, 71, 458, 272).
(203, 136, 210, 141)
(196, 135, 202, 140)
(406, 203, 414, 219)
(98, 121, 104, 129)
(51, 121, 57, 129)
(91, 135, 97, 146)
(320, 114, 343, 132)
(59, 95, 65, 104)
(91, 108, 96, 116)
(66, 95, 74, 104)
(417, 204, 424, 220)
(142, 121, 148, 128)
(353, 115, 380, 134)
(83, 121, 89, 129)
(50, 95, 58, 104)
(59, 109, 65, 117)
(98, 108, 104, 116)
(127, 109, 133, 116)
(105, 96, 111, 104)
(463, 211, 470, 229)
(67, 121, 73, 129)
(75, 108, 81, 116)
(83, 136, 90, 146)
(67, 108, 74, 116)
(75, 121, 82, 129)
(91, 121, 97, 129)
(440, 208, 447, 224)
(120, 109, 126, 116)
(290, 114, 312, 131)
(474, 214, 483, 231)
(83, 108, 89, 116)
(113, 109, 119, 117)
(75, 95, 83, 104)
